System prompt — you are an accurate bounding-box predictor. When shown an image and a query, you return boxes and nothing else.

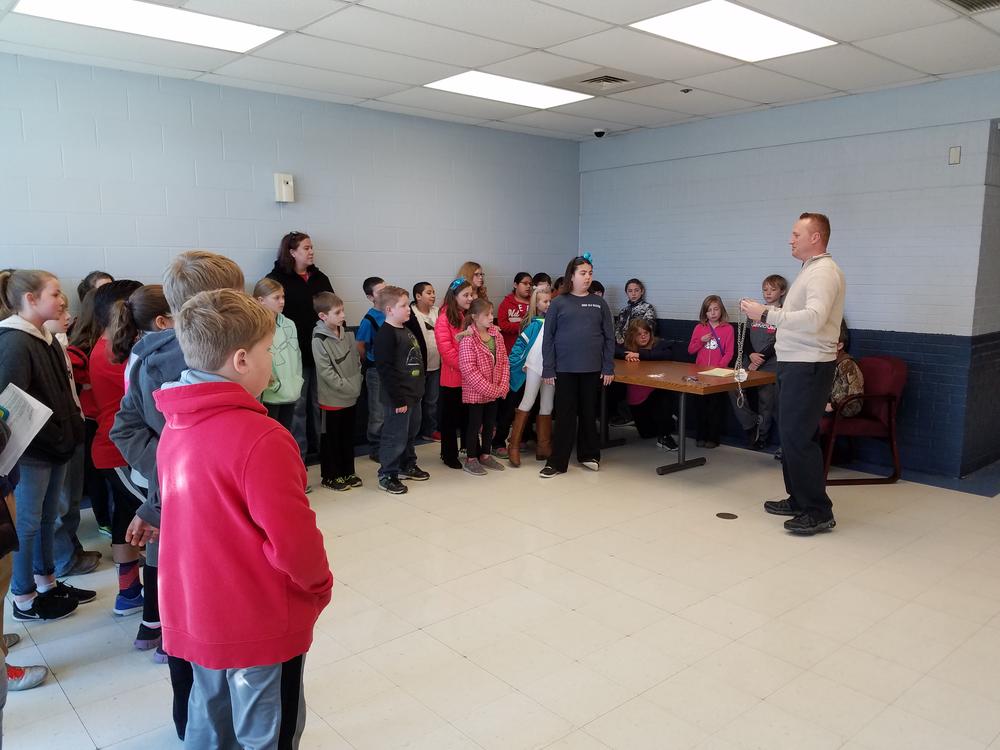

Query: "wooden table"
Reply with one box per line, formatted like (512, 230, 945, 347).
(603, 361, 777, 475)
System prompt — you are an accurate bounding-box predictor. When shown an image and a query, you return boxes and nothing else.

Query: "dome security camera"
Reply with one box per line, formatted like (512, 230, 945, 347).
(593, 129, 607, 138)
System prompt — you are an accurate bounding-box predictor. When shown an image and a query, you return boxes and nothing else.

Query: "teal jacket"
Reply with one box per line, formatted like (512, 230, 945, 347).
(261, 313, 304, 405)
(508, 317, 543, 392)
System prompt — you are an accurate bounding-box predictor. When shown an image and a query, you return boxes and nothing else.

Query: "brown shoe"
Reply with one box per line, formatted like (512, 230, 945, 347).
(507, 410, 530, 467)
(535, 415, 552, 461)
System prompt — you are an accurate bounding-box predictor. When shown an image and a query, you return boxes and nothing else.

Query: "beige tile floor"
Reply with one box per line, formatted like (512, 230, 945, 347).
(6, 437, 1000, 749)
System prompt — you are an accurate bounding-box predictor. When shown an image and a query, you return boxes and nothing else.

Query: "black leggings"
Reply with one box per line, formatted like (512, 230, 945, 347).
(103, 467, 144, 545)
(695, 393, 727, 443)
(439, 385, 467, 462)
(549, 371, 601, 472)
(466, 401, 498, 459)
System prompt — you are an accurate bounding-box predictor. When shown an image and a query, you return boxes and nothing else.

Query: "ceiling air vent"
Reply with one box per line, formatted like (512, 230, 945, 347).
(946, 0, 1000, 11)
(548, 68, 663, 96)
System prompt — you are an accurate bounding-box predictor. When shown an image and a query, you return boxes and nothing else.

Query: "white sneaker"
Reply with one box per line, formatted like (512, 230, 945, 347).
(580, 460, 600, 471)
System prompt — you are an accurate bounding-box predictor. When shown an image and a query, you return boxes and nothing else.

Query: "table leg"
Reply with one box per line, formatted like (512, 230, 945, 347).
(600, 383, 625, 449)
(656, 392, 706, 475)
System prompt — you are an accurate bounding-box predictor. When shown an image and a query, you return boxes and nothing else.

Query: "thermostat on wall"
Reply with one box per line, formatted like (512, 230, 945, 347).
(274, 173, 295, 202)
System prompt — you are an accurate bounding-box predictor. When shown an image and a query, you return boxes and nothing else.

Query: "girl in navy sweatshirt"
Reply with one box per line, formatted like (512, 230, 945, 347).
(539, 255, 615, 478)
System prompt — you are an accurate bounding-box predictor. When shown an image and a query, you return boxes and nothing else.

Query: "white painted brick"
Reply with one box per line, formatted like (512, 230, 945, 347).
(0, 247, 36, 268)
(67, 214, 137, 247)
(194, 159, 253, 191)
(57, 77, 128, 119)
(163, 123, 224, 162)
(3, 71, 58, 111)
(0, 211, 69, 245)
(0, 176, 29, 212)
(96, 117, 163, 153)
(165, 185, 227, 218)
(31, 245, 108, 277)
(223, 131, 277, 163)
(0, 108, 22, 142)
(23, 111, 98, 150)
(0, 142, 63, 179)
(101, 182, 167, 215)
(136, 215, 198, 247)
(224, 190, 281, 221)
(104, 246, 172, 279)
(29, 178, 102, 213)
(127, 86, 193, 129)
(132, 151, 196, 187)
(64, 148, 133, 181)
(196, 217, 255, 248)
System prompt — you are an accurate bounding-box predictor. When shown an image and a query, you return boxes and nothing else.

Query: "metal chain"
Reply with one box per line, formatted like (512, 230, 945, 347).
(734, 308, 749, 409)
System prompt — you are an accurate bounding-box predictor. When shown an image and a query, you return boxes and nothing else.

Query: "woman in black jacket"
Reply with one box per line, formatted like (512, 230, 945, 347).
(266, 231, 334, 457)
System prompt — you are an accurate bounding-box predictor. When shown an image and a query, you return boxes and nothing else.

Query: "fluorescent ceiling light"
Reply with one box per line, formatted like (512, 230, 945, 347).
(631, 0, 835, 62)
(12, 0, 282, 53)
(425, 71, 592, 109)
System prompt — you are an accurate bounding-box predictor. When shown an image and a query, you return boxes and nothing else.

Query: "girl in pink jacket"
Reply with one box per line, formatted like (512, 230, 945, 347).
(434, 278, 475, 469)
(458, 298, 510, 476)
(687, 294, 734, 448)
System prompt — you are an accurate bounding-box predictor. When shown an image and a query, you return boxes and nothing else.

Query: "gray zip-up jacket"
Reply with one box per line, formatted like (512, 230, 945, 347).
(311, 322, 363, 408)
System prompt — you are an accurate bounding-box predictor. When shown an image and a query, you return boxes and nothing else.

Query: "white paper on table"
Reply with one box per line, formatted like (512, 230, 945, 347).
(0, 384, 53, 476)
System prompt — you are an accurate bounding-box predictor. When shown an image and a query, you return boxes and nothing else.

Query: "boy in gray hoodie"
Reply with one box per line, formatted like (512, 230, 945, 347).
(312, 293, 363, 492)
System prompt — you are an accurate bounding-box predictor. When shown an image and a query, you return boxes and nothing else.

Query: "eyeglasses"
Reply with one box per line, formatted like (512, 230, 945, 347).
(473, 272, 484, 277)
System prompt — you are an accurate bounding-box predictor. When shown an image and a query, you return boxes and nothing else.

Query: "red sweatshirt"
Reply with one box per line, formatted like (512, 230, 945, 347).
(688, 321, 735, 368)
(154, 381, 333, 669)
(88, 336, 126, 469)
(497, 293, 529, 355)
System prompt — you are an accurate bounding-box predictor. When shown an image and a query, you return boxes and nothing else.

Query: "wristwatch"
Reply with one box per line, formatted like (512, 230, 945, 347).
(760, 309, 768, 324)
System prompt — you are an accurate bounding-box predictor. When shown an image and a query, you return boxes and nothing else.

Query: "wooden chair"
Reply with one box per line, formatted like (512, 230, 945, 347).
(821, 355, 907, 485)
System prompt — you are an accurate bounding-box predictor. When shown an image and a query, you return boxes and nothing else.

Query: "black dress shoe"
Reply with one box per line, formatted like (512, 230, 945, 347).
(784, 513, 836, 535)
(763, 498, 799, 516)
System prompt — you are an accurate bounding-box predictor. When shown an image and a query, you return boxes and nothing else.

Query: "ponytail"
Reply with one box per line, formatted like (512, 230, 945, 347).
(0, 269, 56, 321)
(110, 284, 170, 364)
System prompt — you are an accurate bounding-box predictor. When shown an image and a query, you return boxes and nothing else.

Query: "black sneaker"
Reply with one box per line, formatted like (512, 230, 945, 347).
(657, 435, 678, 451)
(774, 449, 783, 461)
(539, 466, 563, 478)
(399, 465, 430, 481)
(763, 498, 799, 516)
(12, 593, 78, 621)
(378, 475, 408, 494)
(50, 581, 97, 603)
(784, 513, 836, 535)
(345, 474, 363, 488)
(322, 477, 351, 492)
(441, 456, 463, 470)
(368, 453, 380, 463)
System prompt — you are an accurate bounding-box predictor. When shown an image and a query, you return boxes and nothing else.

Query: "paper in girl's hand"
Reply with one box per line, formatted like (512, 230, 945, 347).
(0, 384, 53, 476)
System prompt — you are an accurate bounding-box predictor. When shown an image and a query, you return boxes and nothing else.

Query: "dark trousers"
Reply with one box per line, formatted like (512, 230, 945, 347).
(103, 468, 144, 545)
(82, 418, 112, 528)
(169, 655, 194, 740)
(266, 402, 296, 433)
(379, 398, 421, 478)
(491, 386, 521, 449)
(439, 385, 467, 463)
(320, 406, 356, 480)
(778, 361, 837, 520)
(467, 401, 499, 458)
(695, 393, 727, 443)
(631, 390, 676, 439)
(549, 371, 601, 472)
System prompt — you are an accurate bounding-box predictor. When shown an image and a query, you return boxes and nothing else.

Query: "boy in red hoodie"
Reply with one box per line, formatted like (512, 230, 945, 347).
(154, 289, 333, 748)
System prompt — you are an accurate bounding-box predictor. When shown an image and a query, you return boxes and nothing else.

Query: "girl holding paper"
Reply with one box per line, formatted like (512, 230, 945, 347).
(688, 295, 734, 448)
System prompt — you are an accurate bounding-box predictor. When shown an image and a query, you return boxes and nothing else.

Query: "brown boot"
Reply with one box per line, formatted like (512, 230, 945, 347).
(535, 414, 552, 461)
(507, 410, 530, 467)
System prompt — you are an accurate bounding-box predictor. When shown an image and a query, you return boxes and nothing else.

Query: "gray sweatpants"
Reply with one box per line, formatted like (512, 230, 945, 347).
(185, 654, 306, 750)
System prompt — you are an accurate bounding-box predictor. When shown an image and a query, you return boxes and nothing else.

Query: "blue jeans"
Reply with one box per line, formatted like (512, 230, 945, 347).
(378, 398, 421, 479)
(291, 365, 320, 456)
(54, 441, 84, 576)
(365, 367, 384, 457)
(11, 456, 69, 596)
(421, 369, 440, 437)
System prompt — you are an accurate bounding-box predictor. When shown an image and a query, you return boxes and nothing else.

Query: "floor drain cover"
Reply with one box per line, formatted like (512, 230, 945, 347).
(716, 512, 738, 520)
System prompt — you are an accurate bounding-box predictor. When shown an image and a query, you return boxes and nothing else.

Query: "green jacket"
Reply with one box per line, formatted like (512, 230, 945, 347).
(262, 313, 304, 405)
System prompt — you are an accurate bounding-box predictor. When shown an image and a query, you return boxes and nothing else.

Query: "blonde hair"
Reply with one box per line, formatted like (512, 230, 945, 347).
(0, 269, 56, 320)
(624, 318, 658, 351)
(375, 285, 408, 311)
(253, 277, 283, 299)
(456, 261, 488, 302)
(698, 295, 729, 324)
(521, 287, 551, 331)
(175, 289, 274, 371)
(462, 298, 493, 331)
(163, 251, 244, 314)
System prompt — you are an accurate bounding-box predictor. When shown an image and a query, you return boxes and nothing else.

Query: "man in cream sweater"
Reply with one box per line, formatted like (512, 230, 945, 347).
(741, 213, 845, 535)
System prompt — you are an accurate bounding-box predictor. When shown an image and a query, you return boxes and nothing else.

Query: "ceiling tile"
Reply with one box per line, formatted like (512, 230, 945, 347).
(254, 33, 463, 85)
(759, 45, 927, 92)
(612, 83, 759, 115)
(0, 40, 202, 79)
(978, 9, 1000, 34)
(503, 110, 636, 137)
(303, 5, 528, 68)
(483, 120, 581, 140)
(182, 0, 347, 31)
(377, 87, 536, 120)
(549, 27, 739, 81)
(212, 57, 409, 98)
(536, 0, 700, 25)
(482, 51, 597, 84)
(857, 18, 1000, 76)
(358, 99, 486, 125)
(0, 13, 238, 71)
(550, 97, 690, 127)
(679, 65, 835, 102)
(359, 0, 610, 47)
(737, 0, 958, 42)
(198, 72, 363, 104)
